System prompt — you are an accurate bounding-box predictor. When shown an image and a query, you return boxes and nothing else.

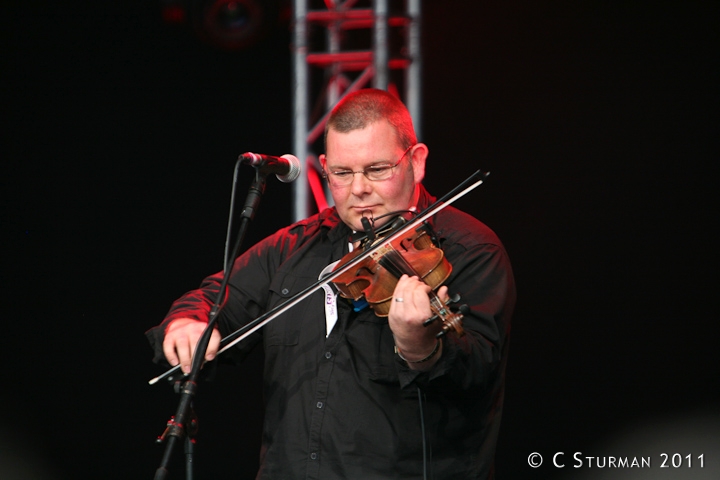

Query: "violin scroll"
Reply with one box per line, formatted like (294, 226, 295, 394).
(423, 293, 467, 338)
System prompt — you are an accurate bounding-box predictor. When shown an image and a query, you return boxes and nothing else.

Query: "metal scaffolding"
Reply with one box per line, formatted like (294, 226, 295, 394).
(291, 0, 423, 221)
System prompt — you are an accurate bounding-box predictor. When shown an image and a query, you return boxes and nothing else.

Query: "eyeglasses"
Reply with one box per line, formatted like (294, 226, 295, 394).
(322, 145, 415, 187)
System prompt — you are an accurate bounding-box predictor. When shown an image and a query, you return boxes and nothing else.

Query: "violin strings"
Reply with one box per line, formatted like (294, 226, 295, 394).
(379, 248, 448, 318)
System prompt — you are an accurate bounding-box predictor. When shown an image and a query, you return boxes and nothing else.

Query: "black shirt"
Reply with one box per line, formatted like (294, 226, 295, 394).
(147, 186, 515, 479)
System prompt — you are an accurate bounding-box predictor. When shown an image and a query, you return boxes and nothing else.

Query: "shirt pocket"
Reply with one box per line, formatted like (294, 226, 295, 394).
(264, 272, 315, 347)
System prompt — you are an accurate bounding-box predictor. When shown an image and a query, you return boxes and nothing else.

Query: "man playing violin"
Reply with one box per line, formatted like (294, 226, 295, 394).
(146, 88, 515, 479)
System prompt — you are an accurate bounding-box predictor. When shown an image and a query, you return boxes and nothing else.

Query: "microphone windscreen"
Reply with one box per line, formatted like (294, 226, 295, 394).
(279, 154, 301, 183)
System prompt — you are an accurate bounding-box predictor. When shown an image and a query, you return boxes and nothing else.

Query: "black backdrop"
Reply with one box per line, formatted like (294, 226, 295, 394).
(3, 1, 718, 479)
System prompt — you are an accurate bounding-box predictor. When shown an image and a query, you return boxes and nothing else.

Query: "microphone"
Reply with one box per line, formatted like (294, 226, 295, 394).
(239, 152, 302, 183)
(361, 216, 375, 245)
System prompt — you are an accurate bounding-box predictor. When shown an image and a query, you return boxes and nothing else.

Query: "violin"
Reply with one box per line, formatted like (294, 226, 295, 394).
(332, 219, 465, 338)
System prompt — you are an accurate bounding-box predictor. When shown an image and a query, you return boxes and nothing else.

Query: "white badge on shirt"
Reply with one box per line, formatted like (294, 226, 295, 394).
(319, 260, 340, 337)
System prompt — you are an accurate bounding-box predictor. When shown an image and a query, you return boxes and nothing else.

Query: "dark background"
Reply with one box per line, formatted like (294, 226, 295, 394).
(3, 1, 718, 479)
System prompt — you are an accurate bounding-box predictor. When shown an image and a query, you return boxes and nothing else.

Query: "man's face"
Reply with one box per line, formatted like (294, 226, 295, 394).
(321, 120, 426, 232)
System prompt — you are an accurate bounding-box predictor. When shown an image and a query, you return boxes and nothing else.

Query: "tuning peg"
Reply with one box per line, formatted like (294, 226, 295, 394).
(423, 314, 439, 327)
(423, 293, 462, 327)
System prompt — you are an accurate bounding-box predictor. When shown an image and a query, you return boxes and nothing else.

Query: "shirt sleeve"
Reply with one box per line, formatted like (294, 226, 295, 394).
(144, 224, 297, 365)
(395, 210, 516, 391)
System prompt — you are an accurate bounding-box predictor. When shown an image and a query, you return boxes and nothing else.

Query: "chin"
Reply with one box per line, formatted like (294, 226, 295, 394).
(337, 213, 361, 232)
(350, 219, 366, 232)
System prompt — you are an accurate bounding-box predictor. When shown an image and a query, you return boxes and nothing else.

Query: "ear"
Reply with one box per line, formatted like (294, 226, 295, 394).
(319, 154, 327, 170)
(410, 143, 428, 184)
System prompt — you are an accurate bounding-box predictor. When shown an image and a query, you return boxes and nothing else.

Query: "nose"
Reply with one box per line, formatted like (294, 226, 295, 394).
(350, 171, 372, 196)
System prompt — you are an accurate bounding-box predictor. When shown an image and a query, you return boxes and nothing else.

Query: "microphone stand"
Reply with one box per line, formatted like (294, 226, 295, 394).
(153, 165, 269, 480)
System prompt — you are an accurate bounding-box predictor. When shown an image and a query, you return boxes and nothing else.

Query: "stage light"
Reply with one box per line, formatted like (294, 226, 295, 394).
(161, 0, 281, 50)
(161, 0, 189, 24)
(198, 0, 266, 50)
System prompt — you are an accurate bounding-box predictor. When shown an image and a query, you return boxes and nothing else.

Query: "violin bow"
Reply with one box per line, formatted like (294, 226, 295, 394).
(149, 170, 488, 385)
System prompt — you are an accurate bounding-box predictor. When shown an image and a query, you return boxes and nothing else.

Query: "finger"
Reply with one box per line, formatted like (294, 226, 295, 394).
(392, 277, 432, 322)
(205, 329, 221, 361)
(163, 338, 180, 367)
(394, 274, 410, 291)
(394, 275, 425, 297)
(411, 283, 432, 314)
(391, 275, 408, 303)
(176, 336, 194, 374)
(437, 285, 449, 302)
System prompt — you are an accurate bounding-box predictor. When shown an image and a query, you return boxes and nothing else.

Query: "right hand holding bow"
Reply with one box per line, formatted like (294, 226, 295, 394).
(162, 318, 222, 374)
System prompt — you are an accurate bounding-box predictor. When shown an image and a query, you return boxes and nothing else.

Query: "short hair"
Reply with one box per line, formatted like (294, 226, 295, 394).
(324, 89, 417, 149)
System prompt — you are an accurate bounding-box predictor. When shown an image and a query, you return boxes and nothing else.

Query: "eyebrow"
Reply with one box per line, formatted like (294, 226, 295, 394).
(327, 158, 395, 170)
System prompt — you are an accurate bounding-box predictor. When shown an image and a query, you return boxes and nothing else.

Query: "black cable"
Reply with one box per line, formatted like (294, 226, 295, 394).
(417, 386, 429, 480)
(223, 160, 243, 271)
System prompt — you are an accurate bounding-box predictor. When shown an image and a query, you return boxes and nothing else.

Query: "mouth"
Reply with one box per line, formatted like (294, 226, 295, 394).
(354, 208, 378, 223)
(352, 206, 378, 214)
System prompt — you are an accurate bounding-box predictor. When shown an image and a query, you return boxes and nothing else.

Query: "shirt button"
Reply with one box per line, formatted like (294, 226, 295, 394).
(316, 401, 323, 409)
(281, 288, 289, 295)
(310, 452, 318, 460)
(324, 351, 332, 359)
